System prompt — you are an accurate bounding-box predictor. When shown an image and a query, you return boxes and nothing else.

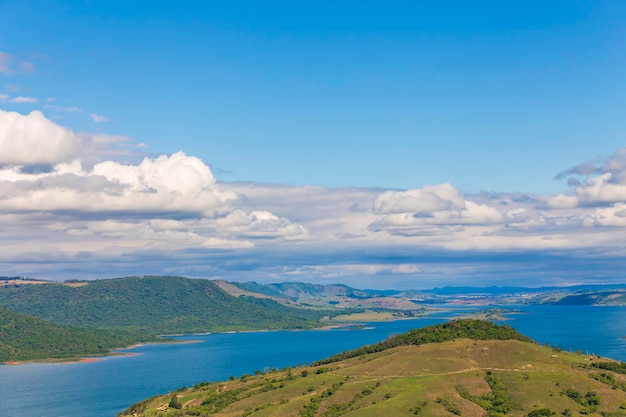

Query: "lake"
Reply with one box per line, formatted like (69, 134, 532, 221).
(1, 305, 625, 417)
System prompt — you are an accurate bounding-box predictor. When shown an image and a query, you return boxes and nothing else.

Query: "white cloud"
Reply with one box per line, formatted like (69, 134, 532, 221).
(213, 210, 309, 240)
(0, 94, 8, 101)
(373, 183, 465, 215)
(0, 109, 82, 165)
(0, 152, 234, 215)
(575, 173, 626, 204)
(0, 111, 310, 261)
(90, 113, 109, 123)
(556, 148, 626, 205)
(2, 109, 626, 285)
(369, 184, 503, 236)
(10, 96, 38, 103)
(547, 194, 579, 209)
(585, 203, 626, 227)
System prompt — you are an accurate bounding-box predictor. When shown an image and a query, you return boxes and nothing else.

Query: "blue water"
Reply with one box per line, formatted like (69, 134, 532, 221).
(1, 306, 625, 417)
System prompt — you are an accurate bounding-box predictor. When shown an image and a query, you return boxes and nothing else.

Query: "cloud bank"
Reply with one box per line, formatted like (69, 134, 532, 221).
(1, 109, 626, 288)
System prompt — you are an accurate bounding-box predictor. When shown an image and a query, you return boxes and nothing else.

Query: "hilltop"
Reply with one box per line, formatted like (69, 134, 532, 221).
(120, 320, 626, 417)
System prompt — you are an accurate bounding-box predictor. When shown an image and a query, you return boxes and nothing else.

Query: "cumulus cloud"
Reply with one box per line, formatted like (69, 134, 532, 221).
(0, 110, 82, 165)
(213, 210, 308, 240)
(369, 184, 503, 236)
(547, 194, 579, 209)
(584, 203, 626, 227)
(2, 108, 626, 286)
(373, 183, 464, 215)
(0, 152, 235, 215)
(556, 148, 626, 206)
(575, 173, 626, 205)
(0, 111, 310, 265)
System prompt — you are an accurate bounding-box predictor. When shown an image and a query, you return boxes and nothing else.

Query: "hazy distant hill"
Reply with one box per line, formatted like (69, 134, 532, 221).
(120, 319, 626, 417)
(0, 276, 328, 335)
(228, 281, 374, 301)
(0, 305, 140, 362)
(218, 280, 626, 315)
(223, 280, 432, 311)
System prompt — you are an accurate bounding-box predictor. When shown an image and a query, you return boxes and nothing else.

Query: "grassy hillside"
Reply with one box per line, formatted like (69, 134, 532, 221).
(224, 281, 432, 313)
(229, 281, 372, 301)
(0, 305, 142, 362)
(0, 276, 328, 335)
(119, 320, 626, 417)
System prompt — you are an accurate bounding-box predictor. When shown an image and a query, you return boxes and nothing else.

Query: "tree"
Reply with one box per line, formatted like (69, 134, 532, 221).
(169, 394, 182, 409)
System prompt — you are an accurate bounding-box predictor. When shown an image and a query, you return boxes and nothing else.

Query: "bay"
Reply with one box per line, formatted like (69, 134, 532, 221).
(0, 305, 625, 417)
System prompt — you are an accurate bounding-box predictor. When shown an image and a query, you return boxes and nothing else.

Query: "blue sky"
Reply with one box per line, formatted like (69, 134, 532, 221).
(1, 1, 626, 288)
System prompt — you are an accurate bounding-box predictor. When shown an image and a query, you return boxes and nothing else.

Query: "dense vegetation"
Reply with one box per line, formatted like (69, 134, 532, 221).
(0, 276, 329, 336)
(314, 319, 532, 365)
(120, 319, 626, 417)
(0, 305, 143, 362)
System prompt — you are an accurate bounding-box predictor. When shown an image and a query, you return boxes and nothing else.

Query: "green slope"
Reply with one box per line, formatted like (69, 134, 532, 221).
(0, 305, 141, 362)
(314, 319, 532, 365)
(0, 276, 327, 335)
(120, 320, 626, 417)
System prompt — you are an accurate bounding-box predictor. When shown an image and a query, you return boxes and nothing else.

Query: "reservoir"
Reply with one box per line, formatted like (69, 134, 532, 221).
(1, 305, 625, 417)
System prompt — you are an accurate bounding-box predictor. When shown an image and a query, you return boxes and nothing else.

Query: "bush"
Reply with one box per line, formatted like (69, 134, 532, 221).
(526, 409, 552, 417)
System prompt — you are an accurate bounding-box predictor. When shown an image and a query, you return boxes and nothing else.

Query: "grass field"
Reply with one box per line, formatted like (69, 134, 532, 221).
(119, 334, 626, 417)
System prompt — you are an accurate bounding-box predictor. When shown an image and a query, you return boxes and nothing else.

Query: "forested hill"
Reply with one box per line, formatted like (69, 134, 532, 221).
(0, 305, 141, 362)
(0, 276, 327, 335)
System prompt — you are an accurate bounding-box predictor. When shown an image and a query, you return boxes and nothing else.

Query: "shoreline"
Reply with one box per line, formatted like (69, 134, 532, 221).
(2, 313, 447, 366)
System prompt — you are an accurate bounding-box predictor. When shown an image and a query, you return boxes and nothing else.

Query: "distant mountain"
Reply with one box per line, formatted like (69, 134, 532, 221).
(228, 281, 374, 301)
(120, 319, 626, 417)
(546, 290, 626, 306)
(424, 284, 626, 295)
(223, 280, 432, 311)
(0, 276, 328, 335)
(0, 305, 140, 362)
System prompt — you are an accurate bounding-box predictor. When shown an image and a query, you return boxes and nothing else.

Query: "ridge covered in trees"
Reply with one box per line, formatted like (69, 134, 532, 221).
(0, 276, 329, 336)
(0, 305, 143, 362)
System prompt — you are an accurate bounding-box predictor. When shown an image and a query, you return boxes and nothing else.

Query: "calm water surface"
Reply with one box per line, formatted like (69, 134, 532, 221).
(1, 305, 625, 417)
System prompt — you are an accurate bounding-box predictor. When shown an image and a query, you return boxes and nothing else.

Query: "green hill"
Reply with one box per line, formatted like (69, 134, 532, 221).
(0, 305, 141, 362)
(119, 320, 626, 417)
(0, 276, 328, 335)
